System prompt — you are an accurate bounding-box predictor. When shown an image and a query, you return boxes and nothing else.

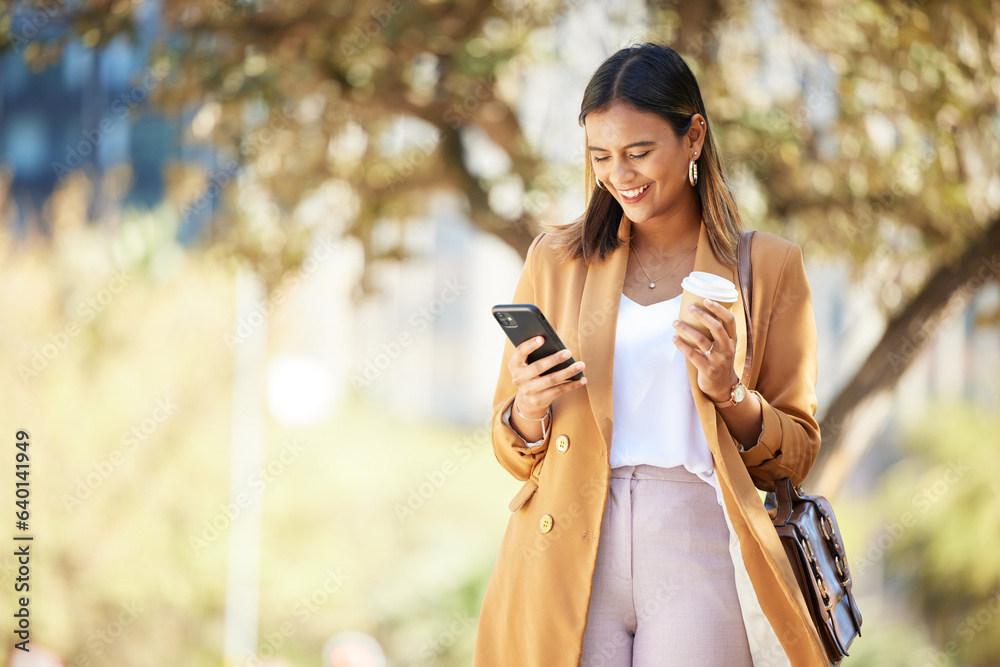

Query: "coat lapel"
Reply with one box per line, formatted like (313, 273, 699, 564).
(577, 216, 748, 453)
(578, 214, 631, 451)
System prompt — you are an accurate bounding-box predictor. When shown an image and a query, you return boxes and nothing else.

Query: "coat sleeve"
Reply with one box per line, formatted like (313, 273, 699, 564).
(738, 242, 821, 489)
(490, 233, 551, 482)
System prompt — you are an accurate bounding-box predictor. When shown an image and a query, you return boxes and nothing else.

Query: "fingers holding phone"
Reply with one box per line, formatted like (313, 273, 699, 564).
(508, 336, 587, 419)
(493, 304, 587, 441)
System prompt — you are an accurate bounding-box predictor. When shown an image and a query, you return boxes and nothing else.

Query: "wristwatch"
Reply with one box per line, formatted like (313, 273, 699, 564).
(713, 380, 747, 408)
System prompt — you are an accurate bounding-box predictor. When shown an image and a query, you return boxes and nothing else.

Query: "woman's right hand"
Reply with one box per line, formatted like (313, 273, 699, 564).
(508, 336, 587, 420)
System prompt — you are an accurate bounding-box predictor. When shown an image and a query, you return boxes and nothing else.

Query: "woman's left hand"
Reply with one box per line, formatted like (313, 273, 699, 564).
(672, 298, 740, 403)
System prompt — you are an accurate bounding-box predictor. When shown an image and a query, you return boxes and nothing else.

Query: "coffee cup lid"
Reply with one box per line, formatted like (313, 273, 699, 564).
(681, 271, 738, 303)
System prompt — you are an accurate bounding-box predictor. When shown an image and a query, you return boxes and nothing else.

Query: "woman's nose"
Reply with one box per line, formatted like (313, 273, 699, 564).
(612, 162, 635, 187)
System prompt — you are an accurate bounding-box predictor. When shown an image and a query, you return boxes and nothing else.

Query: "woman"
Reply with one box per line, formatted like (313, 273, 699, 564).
(473, 44, 828, 666)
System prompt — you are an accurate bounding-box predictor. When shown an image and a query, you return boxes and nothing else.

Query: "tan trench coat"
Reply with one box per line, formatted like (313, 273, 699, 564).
(473, 216, 829, 666)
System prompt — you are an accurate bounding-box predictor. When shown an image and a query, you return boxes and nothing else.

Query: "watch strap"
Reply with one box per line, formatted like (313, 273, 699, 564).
(712, 380, 744, 407)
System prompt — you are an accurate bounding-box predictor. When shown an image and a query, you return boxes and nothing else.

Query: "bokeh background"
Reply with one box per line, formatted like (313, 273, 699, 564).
(1, 0, 999, 665)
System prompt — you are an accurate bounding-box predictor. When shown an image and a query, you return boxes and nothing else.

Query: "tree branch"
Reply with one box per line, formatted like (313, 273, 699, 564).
(810, 214, 1000, 493)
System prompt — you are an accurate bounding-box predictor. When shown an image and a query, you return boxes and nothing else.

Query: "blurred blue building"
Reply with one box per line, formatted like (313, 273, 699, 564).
(0, 0, 206, 239)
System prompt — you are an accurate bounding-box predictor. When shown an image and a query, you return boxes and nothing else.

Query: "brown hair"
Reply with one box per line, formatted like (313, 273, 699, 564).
(548, 43, 744, 266)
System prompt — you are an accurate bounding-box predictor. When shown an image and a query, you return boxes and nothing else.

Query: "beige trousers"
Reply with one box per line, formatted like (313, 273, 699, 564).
(581, 464, 754, 666)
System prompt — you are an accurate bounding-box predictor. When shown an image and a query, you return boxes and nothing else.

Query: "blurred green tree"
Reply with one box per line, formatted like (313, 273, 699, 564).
(745, 0, 1000, 493)
(875, 405, 1000, 666)
(647, 0, 1000, 491)
(1, 0, 998, 488)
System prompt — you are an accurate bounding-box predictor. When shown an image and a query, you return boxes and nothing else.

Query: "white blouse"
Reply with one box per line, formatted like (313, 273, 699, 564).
(609, 293, 721, 496)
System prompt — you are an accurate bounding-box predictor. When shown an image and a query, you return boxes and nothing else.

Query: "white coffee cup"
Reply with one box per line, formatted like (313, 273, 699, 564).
(677, 271, 739, 346)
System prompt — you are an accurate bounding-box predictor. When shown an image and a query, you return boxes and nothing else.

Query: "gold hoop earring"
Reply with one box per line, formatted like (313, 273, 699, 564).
(688, 158, 698, 187)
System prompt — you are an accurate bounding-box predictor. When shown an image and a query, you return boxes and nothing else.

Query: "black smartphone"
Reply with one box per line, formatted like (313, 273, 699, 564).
(491, 303, 583, 381)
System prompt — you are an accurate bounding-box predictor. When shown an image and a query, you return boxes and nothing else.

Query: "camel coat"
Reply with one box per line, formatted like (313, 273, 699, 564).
(473, 216, 830, 666)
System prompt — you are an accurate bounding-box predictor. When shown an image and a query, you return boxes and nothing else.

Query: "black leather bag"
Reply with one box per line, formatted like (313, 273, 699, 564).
(737, 231, 863, 664)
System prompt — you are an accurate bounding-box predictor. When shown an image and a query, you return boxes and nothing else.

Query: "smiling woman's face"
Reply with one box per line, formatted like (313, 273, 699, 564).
(585, 100, 703, 225)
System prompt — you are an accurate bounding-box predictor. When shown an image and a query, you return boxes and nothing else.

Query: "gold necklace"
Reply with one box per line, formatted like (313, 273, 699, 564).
(628, 240, 697, 289)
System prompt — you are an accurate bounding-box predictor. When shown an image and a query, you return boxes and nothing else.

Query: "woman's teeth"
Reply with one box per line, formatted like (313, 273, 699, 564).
(620, 184, 650, 197)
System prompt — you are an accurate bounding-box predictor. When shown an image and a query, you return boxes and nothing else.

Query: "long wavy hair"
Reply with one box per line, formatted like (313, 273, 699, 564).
(549, 43, 744, 266)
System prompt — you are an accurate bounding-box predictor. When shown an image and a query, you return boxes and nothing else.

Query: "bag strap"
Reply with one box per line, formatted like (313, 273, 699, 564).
(739, 230, 792, 504)
(770, 477, 795, 525)
(737, 231, 755, 386)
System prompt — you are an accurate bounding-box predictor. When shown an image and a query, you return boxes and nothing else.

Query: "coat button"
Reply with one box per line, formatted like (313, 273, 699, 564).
(539, 514, 554, 533)
(555, 434, 570, 453)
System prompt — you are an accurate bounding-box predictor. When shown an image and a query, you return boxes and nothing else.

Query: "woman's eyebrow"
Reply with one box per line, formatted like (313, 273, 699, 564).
(587, 141, 656, 152)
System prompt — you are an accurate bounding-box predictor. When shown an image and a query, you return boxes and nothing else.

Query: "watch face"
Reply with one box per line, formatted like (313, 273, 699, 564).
(733, 383, 746, 403)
